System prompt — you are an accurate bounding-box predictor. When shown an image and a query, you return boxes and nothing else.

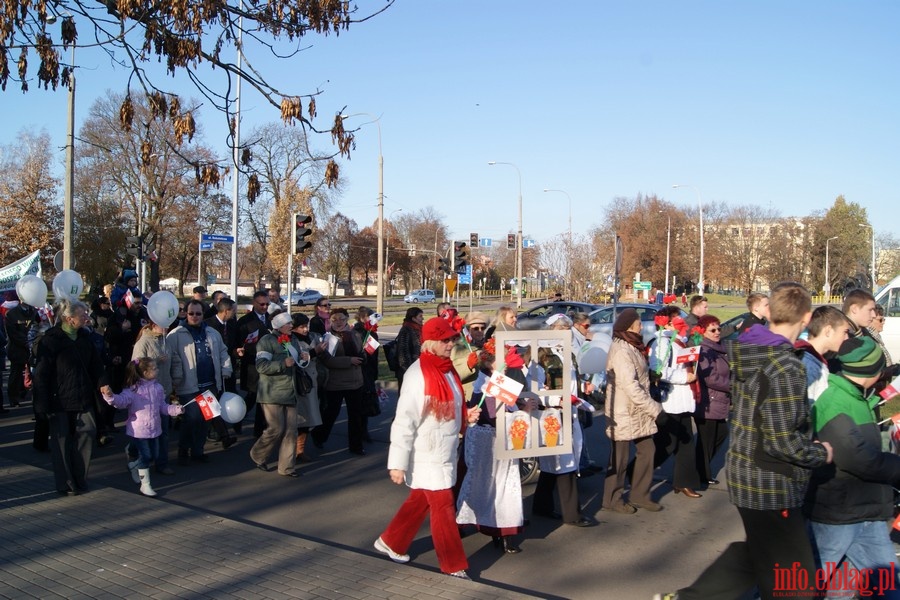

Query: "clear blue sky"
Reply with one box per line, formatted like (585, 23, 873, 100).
(3, 1, 898, 248)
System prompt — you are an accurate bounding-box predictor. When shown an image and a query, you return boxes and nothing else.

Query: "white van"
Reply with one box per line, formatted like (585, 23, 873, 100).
(875, 274, 900, 360)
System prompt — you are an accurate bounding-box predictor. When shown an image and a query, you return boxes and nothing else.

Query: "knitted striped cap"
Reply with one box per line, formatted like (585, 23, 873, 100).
(837, 335, 885, 378)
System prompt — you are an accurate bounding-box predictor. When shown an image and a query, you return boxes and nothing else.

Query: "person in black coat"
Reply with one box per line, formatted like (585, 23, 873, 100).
(33, 299, 106, 496)
(236, 291, 273, 437)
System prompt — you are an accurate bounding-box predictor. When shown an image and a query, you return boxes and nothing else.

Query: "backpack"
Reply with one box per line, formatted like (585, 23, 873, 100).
(382, 339, 400, 373)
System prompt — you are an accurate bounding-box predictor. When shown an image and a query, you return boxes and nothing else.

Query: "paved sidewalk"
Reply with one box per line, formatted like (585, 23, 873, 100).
(0, 457, 541, 600)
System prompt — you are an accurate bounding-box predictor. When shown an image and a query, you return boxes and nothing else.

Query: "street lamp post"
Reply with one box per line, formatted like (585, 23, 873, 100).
(341, 113, 384, 314)
(543, 189, 572, 299)
(138, 153, 159, 287)
(859, 224, 876, 291)
(824, 236, 838, 300)
(386, 209, 402, 298)
(63, 34, 75, 270)
(489, 161, 523, 309)
(659, 210, 671, 295)
(672, 184, 704, 296)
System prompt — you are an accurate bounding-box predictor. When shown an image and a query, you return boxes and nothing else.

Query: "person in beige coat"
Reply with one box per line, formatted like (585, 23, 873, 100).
(602, 308, 663, 513)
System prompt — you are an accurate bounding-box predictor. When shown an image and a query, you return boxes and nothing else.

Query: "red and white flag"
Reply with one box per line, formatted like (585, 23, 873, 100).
(195, 390, 221, 421)
(484, 372, 524, 407)
(676, 345, 700, 364)
(880, 376, 900, 401)
(364, 336, 380, 355)
(243, 329, 260, 345)
(124, 289, 135, 309)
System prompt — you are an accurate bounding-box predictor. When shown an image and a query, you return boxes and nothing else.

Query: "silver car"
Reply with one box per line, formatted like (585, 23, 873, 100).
(288, 289, 324, 306)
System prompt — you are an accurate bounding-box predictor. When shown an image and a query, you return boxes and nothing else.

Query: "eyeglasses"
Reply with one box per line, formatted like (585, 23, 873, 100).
(440, 337, 459, 344)
(257, 302, 269, 307)
(319, 303, 331, 308)
(186, 312, 204, 316)
(178, 307, 186, 312)
(706, 327, 720, 333)
(470, 326, 485, 331)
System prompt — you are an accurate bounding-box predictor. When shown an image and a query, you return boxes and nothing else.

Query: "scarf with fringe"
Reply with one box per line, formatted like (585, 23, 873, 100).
(419, 350, 463, 422)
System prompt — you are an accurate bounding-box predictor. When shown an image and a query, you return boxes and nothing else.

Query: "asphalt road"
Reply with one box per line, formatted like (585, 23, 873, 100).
(0, 390, 749, 600)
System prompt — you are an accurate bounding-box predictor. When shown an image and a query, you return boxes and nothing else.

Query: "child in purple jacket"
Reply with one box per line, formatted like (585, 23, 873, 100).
(102, 358, 182, 496)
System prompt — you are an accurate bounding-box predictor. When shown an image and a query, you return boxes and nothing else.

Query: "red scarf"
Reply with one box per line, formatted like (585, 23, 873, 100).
(419, 350, 463, 422)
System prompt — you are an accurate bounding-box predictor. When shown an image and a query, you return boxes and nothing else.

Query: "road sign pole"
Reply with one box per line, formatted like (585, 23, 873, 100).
(197, 232, 203, 292)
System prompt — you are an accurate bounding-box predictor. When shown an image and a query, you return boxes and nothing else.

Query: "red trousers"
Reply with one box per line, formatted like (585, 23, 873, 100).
(380, 488, 468, 574)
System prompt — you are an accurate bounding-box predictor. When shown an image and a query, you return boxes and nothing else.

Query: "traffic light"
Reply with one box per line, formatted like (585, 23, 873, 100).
(469, 232, 479, 248)
(293, 213, 312, 254)
(454, 241, 469, 271)
(126, 235, 142, 259)
(437, 257, 451, 274)
(507, 233, 516, 250)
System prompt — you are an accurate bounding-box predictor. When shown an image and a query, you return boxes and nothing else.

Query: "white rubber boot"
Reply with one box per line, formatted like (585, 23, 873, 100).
(127, 460, 140, 484)
(138, 469, 157, 497)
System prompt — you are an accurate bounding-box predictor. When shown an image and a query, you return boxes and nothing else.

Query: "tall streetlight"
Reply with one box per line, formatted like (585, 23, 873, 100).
(859, 223, 876, 291)
(659, 210, 672, 295)
(672, 184, 704, 296)
(342, 113, 384, 314)
(489, 161, 523, 308)
(46, 13, 76, 270)
(385, 208, 402, 297)
(138, 153, 159, 288)
(542, 188, 572, 299)
(824, 236, 838, 300)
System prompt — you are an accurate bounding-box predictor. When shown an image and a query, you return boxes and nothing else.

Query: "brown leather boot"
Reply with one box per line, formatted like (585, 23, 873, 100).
(296, 432, 312, 462)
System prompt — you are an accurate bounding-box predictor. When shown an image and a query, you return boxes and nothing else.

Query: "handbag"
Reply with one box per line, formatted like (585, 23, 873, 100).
(362, 390, 382, 417)
(294, 367, 314, 396)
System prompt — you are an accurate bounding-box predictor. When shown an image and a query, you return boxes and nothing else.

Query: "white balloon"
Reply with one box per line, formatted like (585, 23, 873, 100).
(577, 333, 612, 375)
(219, 392, 247, 424)
(52, 269, 84, 300)
(15, 275, 48, 307)
(146, 290, 180, 328)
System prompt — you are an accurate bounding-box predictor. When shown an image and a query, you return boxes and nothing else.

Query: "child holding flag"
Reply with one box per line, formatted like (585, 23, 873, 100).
(101, 358, 183, 497)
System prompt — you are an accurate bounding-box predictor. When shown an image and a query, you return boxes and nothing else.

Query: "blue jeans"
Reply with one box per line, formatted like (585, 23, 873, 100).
(811, 520, 900, 599)
(131, 437, 161, 470)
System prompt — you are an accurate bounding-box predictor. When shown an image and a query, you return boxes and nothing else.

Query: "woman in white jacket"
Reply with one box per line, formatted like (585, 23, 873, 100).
(648, 305, 702, 498)
(374, 318, 481, 580)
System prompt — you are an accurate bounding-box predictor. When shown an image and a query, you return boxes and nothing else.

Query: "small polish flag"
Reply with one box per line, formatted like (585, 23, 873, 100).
(676, 346, 700, 364)
(195, 390, 221, 421)
(244, 329, 260, 345)
(880, 376, 900, 401)
(124, 289, 135, 308)
(364, 336, 381, 355)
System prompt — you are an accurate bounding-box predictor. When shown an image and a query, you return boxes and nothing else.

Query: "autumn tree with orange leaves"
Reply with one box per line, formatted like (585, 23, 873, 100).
(1, 0, 394, 197)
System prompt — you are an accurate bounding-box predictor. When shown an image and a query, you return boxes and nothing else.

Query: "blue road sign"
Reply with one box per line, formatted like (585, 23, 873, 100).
(201, 233, 235, 244)
(199, 242, 213, 250)
(523, 239, 536, 248)
(458, 264, 473, 284)
(480, 238, 492, 247)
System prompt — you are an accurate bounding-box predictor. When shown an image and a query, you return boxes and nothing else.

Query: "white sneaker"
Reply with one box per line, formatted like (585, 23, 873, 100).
(448, 570, 471, 580)
(127, 460, 140, 484)
(373, 537, 409, 563)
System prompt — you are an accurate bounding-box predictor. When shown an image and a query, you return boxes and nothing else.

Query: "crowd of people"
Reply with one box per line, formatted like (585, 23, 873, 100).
(4, 270, 900, 593)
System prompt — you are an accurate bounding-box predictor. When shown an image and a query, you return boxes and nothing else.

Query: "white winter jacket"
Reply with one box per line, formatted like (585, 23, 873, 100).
(387, 359, 463, 490)
(648, 331, 696, 415)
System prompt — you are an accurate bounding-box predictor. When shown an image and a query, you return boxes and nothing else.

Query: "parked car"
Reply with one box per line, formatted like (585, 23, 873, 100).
(588, 303, 689, 347)
(404, 289, 435, 303)
(515, 301, 601, 330)
(288, 289, 324, 306)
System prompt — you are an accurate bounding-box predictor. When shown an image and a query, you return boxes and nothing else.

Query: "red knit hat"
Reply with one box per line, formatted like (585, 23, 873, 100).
(422, 317, 459, 342)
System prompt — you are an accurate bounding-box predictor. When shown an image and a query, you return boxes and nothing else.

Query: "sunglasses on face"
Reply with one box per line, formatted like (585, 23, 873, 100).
(187, 312, 204, 316)
(706, 327, 720, 333)
(470, 326, 485, 331)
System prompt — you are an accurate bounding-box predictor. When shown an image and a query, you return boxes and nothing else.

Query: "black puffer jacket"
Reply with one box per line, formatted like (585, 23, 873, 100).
(33, 325, 105, 414)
